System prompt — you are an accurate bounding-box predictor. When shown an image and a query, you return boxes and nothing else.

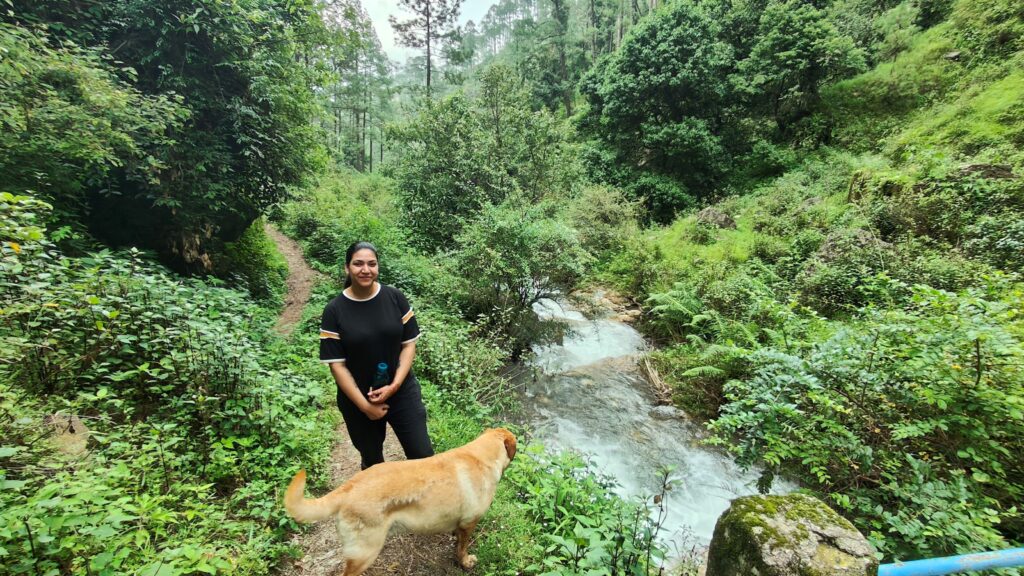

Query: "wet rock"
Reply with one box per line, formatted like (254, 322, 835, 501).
(649, 405, 681, 420)
(706, 494, 878, 576)
(696, 208, 737, 230)
(615, 309, 642, 324)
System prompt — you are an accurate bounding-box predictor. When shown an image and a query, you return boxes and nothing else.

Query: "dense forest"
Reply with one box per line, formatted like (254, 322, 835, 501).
(1, 0, 1022, 573)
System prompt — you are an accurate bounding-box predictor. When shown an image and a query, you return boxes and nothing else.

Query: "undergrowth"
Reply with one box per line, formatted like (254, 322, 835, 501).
(614, 0, 1024, 561)
(0, 193, 337, 575)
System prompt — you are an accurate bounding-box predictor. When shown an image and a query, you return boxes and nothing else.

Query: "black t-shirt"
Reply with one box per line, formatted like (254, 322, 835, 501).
(319, 283, 421, 393)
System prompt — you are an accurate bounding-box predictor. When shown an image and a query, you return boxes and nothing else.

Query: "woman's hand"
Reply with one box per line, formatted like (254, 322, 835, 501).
(361, 401, 389, 420)
(368, 383, 398, 404)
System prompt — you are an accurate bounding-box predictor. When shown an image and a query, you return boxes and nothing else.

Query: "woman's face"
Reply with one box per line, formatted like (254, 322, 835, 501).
(347, 248, 378, 289)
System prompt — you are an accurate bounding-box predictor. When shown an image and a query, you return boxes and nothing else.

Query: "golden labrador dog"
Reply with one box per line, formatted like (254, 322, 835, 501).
(284, 427, 517, 576)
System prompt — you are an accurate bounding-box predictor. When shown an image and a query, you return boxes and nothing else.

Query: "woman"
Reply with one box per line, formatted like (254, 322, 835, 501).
(319, 241, 434, 469)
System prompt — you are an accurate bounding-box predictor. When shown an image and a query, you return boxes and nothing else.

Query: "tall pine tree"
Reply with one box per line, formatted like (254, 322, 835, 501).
(389, 0, 464, 93)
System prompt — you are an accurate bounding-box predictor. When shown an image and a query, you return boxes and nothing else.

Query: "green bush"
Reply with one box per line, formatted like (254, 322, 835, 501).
(389, 65, 581, 252)
(794, 228, 891, 315)
(750, 235, 790, 264)
(627, 173, 697, 225)
(217, 218, 288, 303)
(952, 0, 1024, 56)
(710, 283, 1024, 559)
(744, 140, 799, 178)
(0, 24, 184, 239)
(415, 307, 509, 406)
(507, 446, 672, 575)
(890, 238, 991, 291)
(600, 235, 666, 298)
(0, 195, 335, 574)
(688, 221, 718, 245)
(451, 199, 590, 358)
(566, 185, 640, 262)
(649, 343, 745, 420)
(964, 212, 1024, 270)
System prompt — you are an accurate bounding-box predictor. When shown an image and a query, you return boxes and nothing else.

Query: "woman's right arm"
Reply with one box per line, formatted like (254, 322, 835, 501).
(329, 363, 388, 420)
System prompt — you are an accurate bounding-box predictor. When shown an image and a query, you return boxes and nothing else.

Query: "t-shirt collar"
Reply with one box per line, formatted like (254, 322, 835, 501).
(343, 282, 381, 302)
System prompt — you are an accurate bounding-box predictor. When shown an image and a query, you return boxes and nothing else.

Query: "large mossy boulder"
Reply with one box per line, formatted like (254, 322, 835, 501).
(706, 494, 878, 576)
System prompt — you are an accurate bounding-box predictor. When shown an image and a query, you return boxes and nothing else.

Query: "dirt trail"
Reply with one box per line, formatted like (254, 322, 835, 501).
(265, 222, 322, 336)
(267, 223, 466, 576)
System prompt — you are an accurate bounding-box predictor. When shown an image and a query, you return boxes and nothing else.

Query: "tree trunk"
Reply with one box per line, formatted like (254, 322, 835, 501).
(426, 9, 432, 94)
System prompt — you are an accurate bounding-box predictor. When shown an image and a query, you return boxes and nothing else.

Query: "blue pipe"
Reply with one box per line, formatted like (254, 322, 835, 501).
(879, 548, 1024, 576)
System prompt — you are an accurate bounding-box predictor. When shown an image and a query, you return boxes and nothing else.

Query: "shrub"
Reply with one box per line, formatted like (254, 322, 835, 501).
(964, 212, 1024, 271)
(305, 226, 346, 270)
(566, 185, 640, 261)
(744, 140, 799, 178)
(508, 446, 672, 575)
(0, 24, 184, 238)
(688, 221, 718, 245)
(626, 173, 697, 225)
(649, 343, 746, 420)
(750, 235, 790, 264)
(390, 65, 581, 252)
(280, 200, 323, 238)
(600, 235, 666, 298)
(0, 195, 334, 575)
(952, 0, 1024, 56)
(794, 228, 891, 315)
(889, 238, 990, 291)
(414, 307, 508, 405)
(646, 282, 707, 342)
(710, 284, 1024, 559)
(217, 218, 288, 303)
(450, 199, 590, 358)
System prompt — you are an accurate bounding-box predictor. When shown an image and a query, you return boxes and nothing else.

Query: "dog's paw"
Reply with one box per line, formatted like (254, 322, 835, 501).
(459, 554, 478, 570)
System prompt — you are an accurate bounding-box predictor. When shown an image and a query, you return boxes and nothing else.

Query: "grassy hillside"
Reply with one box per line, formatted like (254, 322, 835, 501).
(607, 0, 1024, 561)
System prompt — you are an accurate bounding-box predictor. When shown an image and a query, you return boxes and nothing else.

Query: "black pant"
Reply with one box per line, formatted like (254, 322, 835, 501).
(337, 375, 434, 469)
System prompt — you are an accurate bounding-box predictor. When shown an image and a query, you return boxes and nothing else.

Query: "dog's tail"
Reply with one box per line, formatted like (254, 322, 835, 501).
(284, 470, 341, 524)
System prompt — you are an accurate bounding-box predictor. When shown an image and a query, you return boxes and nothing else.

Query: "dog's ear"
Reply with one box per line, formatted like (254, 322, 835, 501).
(501, 430, 517, 462)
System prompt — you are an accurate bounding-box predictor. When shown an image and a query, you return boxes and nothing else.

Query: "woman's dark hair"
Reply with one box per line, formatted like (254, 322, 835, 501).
(344, 241, 378, 288)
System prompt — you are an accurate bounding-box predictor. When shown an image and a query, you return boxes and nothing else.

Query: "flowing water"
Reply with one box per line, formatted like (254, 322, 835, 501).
(519, 298, 793, 550)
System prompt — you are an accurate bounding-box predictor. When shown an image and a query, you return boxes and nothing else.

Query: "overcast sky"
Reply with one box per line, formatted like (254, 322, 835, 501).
(363, 0, 494, 64)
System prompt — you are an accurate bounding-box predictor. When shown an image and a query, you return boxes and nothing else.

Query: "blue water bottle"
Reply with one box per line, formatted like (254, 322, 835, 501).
(372, 362, 389, 392)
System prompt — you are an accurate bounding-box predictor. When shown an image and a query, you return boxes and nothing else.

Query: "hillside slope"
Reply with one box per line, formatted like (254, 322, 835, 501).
(610, 0, 1024, 561)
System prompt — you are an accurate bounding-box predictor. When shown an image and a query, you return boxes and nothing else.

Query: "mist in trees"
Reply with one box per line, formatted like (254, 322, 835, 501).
(317, 0, 394, 171)
(390, 0, 465, 93)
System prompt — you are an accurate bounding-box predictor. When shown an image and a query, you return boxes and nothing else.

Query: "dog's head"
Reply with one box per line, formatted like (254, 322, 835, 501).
(490, 428, 517, 468)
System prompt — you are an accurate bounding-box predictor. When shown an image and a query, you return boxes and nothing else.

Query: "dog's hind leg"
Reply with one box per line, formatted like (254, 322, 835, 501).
(455, 519, 480, 570)
(340, 527, 387, 576)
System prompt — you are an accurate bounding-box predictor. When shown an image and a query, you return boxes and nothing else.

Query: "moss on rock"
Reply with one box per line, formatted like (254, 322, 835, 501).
(706, 494, 878, 576)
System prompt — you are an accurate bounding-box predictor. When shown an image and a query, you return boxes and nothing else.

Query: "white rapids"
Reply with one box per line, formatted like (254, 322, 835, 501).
(520, 298, 794, 550)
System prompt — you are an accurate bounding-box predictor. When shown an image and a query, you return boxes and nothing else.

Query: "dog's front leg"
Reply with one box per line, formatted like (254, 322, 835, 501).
(455, 519, 480, 570)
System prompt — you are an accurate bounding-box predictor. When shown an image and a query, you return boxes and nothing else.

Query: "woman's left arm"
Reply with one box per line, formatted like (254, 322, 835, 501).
(393, 341, 416, 389)
(368, 341, 416, 404)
